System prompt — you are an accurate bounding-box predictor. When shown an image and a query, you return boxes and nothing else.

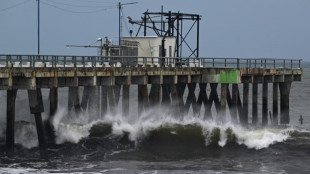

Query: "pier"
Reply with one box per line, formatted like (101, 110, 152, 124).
(0, 54, 302, 157)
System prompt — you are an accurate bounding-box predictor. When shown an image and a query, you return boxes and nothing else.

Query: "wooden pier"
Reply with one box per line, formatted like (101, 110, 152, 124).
(0, 55, 302, 158)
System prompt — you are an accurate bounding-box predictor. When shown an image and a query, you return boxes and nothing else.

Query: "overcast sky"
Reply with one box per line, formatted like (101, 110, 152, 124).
(1, 0, 309, 61)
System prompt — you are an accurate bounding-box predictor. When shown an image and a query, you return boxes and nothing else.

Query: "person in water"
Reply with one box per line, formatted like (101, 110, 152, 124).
(299, 115, 303, 125)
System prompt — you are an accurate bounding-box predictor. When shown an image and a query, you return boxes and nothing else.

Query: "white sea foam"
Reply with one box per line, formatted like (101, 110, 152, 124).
(10, 105, 294, 150)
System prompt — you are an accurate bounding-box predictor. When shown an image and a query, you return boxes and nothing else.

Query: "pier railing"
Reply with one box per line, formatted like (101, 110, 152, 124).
(0, 54, 302, 69)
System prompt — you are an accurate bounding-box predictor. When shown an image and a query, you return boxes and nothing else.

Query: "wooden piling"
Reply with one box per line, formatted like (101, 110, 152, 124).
(231, 84, 239, 123)
(114, 84, 121, 105)
(48, 87, 58, 141)
(170, 84, 180, 115)
(220, 83, 228, 122)
(6, 89, 17, 157)
(68, 87, 81, 115)
(262, 82, 268, 126)
(279, 82, 291, 124)
(81, 86, 90, 112)
(101, 86, 108, 118)
(273, 83, 279, 125)
(184, 83, 197, 115)
(122, 85, 130, 116)
(177, 83, 186, 114)
(242, 83, 249, 125)
(161, 84, 171, 106)
(197, 83, 207, 117)
(88, 86, 100, 118)
(107, 86, 116, 115)
(28, 89, 47, 159)
(209, 83, 221, 119)
(149, 84, 161, 106)
(252, 83, 258, 125)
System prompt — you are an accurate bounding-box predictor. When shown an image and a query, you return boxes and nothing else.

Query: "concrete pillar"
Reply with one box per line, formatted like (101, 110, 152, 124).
(170, 84, 180, 115)
(101, 86, 108, 118)
(122, 85, 130, 116)
(220, 83, 228, 122)
(88, 86, 100, 119)
(68, 87, 81, 116)
(48, 87, 58, 141)
(28, 89, 47, 159)
(177, 83, 186, 114)
(138, 85, 143, 117)
(252, 83, 258, 125)
(184, 83, 197, 115)
(149, 84, 161, 106)
(279, 82, 291, 124)
(6, 89, 17, 157)
(114, 84, 121, 105)
(273, 83, 279, 125)
(231, 84, 238, 123)
(161, 84, 171, 106)
(262, 82, 268, 126)
(196, 83, 207, 116)
(81, 86, 90, 112)
(242, 83, 249, 125)
(107, 86, 116, 115)
(141, 84, 150, 110)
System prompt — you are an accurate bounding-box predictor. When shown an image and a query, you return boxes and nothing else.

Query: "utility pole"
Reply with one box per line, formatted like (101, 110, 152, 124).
(118, 2, 137, 55)
(37, 0, 40, 55)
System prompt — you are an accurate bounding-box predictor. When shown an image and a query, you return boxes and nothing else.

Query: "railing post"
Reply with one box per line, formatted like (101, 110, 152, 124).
(225, 58, 227, 67)
(264, 59, 267, 68)
(283, 60, 285, 68)
(274, 60, 276, 69)
(291, 60, 293, 69)
(212, 58, 215, 67)
(237, 58, 240, 69)
(299, 59, 301, 68)
(255, 60, 257, 68)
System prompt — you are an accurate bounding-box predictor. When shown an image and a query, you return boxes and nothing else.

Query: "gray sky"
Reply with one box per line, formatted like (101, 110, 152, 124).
(1, 0, 309, 60)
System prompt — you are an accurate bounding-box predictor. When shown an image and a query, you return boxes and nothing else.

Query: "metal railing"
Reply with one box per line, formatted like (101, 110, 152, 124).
(0, 54, 302, 69)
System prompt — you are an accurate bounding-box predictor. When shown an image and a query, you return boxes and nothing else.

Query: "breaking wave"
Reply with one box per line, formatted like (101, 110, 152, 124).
(0, 107, 298, 152)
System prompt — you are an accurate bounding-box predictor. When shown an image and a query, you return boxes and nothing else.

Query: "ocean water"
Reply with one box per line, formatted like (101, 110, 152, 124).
(0, 64, 310, 174)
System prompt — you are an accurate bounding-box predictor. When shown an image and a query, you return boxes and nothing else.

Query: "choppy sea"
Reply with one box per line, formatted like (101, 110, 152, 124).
(0, 63, 310, 174)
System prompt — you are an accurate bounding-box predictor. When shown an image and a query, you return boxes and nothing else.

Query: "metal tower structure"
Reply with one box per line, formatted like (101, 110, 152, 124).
(128, 8, 201, 58)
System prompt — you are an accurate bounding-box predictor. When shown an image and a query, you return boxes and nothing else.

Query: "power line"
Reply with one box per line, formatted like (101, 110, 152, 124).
(41, 0, 117, 14)
(47, 0, 117, 9)
(0, 0, 31, 13)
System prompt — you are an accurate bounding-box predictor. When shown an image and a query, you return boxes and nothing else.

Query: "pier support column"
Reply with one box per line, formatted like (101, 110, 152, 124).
(273, 83, 279, 125)
(6, 89, 17, 157)
(279, 82, 291, 124)
(177, 83, 186, 115)
(262, 83, 268, 126)
(252, 83, 258, 125)
(184, 83, 197, 115)
(170, 84, 180, 116)
(219, 83, 228, 123)
(101, 86, 108, 118)
(81, 86, 90, 112)
(209, 83, 221, 119)
(48, 87, 58, 141)
(197, 83, 207, 117)
(138, 85, 149, 116)
(107, 86, 116, 116)
(231, 84, 238, 123)
(88, 86, 100, 119)
(28, 89, 47, 159)
(149, 84, 161, 106)
(122, 85, 130, 116)
(68, 87, 81, 116)
(161, 84, 171, 106)
(242, 83, 249, 126)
